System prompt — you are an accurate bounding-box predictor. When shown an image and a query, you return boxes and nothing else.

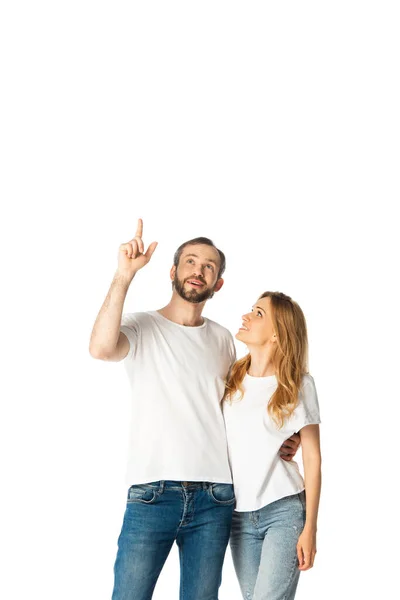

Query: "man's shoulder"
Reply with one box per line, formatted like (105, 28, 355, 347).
(205, 318, 234, 341)
(121, 311, 156, 328)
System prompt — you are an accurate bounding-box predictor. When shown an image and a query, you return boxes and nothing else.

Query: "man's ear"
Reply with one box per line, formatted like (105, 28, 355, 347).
(214, 278, 224, 293)
(170, 265, 176, 281)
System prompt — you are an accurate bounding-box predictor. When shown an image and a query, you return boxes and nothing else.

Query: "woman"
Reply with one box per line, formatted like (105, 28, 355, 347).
(223, 291, 322, 600)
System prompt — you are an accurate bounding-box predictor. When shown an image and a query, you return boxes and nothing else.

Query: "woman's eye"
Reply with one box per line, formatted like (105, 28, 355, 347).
(257, 311, 262, 317)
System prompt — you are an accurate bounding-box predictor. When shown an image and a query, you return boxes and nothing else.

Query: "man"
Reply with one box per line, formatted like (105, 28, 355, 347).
(89, 219, 300, 600)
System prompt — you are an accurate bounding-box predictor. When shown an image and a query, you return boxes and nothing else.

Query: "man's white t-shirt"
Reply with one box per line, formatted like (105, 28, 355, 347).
(223, 373, 321, 512)
(120, 311, 236, 486)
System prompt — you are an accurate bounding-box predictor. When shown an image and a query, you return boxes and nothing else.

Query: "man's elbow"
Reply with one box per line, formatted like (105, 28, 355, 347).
(89, 345, 113, 361)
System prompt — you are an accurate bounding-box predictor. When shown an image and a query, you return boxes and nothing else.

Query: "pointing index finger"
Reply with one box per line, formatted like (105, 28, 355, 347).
(135, 218, 143, 238)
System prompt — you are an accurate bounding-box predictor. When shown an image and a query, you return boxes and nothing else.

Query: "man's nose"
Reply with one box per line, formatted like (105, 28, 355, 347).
(193, 266, 205, 276)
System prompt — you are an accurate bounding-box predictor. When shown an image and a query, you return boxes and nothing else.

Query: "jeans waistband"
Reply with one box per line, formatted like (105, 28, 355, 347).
(138, 480, 217, 491)
(165, 480, 210, 491)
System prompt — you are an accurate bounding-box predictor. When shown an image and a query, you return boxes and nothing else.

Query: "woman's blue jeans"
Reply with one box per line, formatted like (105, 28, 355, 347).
(229, 491, 306, 600)
(112, 480, 235, 600)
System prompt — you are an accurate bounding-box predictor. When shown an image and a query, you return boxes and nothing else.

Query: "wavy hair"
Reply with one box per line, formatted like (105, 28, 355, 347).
(224, 292, 309, 428)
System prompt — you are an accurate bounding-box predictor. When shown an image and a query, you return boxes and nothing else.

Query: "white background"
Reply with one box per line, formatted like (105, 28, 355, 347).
(1, 1, 399, 599)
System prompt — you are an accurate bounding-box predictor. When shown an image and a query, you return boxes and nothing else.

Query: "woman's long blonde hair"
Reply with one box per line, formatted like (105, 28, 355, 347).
(224, 291, 309, 428)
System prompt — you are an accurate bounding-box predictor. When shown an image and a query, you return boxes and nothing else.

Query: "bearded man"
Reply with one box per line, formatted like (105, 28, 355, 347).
(89, 219, 300, 600)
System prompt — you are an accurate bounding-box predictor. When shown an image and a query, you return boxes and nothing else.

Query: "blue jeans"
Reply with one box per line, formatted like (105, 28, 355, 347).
(229, 491, 306, 600)
(112, 480, 235, 600)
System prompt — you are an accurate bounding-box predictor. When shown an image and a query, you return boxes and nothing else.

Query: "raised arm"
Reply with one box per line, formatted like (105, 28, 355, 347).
(89, 219, 157, 362)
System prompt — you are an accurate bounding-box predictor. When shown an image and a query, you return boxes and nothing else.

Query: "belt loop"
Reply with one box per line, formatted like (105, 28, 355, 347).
(159, 481, 165, 493)
(202, 481, 208, 491)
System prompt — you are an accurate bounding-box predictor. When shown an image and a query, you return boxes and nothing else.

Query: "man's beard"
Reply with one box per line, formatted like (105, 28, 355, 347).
(173, 274, 216, 304)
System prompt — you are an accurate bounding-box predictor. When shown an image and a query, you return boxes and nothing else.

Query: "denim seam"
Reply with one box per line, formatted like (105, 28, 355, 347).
(250, 508, 260, 531)
(180, 543, 185, 600)
(298, 490, 306, 512)
(281, 498, 305, 600)
(282, 551, 301, 600)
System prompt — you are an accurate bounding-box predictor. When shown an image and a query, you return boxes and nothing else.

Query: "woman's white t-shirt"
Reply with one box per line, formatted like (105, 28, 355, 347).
(223, 373, 321, 512)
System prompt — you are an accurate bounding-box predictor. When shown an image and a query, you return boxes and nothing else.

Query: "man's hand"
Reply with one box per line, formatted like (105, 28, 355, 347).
(279, 432, 301, 461)
(117, 219, 158, 281)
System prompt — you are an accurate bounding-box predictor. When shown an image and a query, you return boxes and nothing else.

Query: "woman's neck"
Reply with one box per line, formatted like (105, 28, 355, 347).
(247, 345, 276, 377)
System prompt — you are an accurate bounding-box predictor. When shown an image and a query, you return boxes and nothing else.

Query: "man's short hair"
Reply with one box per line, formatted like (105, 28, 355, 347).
(173, 237, 226, 279)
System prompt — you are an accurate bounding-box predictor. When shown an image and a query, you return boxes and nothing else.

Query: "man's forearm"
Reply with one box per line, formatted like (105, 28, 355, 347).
(89, 270, 134, 357)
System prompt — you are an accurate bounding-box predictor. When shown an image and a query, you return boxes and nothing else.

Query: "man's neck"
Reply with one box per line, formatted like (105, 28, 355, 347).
(157, 293, 206, 327)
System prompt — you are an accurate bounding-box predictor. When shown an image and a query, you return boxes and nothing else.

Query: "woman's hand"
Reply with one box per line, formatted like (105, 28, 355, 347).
(297, 526, 317, 570)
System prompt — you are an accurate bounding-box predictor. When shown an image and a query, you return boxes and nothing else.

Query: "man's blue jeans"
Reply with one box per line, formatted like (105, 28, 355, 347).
(112, 480, 235, 600)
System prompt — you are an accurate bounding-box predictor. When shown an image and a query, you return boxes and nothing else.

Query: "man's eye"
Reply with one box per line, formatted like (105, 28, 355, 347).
(187, 259, 194, 263)
(206, 264, 214, 270)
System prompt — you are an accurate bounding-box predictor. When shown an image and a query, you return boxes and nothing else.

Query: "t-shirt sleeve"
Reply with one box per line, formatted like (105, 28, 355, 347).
(229, 334, 237, 368)
(120, 313, 140, 360)
(291, 375, 321, 432)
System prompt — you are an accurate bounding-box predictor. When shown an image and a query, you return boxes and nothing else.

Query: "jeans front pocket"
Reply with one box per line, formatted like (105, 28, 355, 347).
(127, 483, 160, 504)
(208, 483, 236, 505)
(297, 490, 306, 513)
(294, 490, 307, 532)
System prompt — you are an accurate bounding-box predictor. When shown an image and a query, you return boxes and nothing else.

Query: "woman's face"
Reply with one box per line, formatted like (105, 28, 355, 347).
(236, 296, 276, 346)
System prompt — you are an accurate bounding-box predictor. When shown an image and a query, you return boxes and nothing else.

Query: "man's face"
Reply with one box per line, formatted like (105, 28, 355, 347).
(172, 244, 223, 304)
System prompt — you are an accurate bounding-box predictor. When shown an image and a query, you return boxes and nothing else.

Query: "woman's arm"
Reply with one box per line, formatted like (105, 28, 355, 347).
(297, 424, 322, 570)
